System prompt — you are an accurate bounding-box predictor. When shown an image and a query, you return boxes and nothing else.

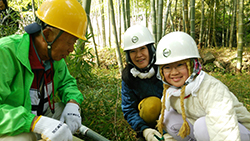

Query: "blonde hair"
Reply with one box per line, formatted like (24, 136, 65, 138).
(156, 59, 192, 138)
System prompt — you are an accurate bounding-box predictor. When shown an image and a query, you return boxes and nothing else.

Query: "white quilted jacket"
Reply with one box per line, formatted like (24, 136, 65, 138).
(168, 72, 250, 141)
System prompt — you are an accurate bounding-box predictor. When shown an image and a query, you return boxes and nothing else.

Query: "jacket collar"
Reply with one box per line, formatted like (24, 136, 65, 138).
(16, 33, 33, 74)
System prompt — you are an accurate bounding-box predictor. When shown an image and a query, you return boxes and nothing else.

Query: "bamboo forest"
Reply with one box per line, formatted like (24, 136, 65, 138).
(1, 0, 250, 140)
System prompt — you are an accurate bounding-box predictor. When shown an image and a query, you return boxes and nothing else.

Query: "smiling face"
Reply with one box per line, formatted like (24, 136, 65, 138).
(50, 30, 78, 61)
(162, 60, 189, 87)
(129, 46, 150, 69)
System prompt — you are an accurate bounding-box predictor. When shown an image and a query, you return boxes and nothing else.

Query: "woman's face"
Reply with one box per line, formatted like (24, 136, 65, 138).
(162, 60, 189, 87)
(129, 46, 150, 69)
(0, 0, 6, 11)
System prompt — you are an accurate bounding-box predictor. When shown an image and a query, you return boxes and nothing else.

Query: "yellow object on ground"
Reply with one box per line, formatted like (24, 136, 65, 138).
(138, 96, 161, 123)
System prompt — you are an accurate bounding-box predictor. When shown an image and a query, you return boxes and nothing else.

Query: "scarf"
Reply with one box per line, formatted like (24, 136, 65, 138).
(130, 67, 155, 79)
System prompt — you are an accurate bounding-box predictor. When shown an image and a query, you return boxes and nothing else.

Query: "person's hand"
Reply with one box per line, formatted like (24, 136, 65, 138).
(163, 133, 176, 141)
(60, 103, 81, 133)
(32, 116, 72, 141)
(143, 128, 162, 141)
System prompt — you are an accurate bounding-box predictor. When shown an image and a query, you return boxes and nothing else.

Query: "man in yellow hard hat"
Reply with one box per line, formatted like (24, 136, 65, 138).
(0, 0, 87, 140)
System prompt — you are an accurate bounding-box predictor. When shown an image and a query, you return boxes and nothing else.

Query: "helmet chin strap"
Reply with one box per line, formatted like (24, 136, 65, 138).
(183, 59, 202, 86)
(40, 28, 64, 60)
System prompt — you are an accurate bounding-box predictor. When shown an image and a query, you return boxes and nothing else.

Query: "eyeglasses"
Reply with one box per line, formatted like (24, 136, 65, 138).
(162, 63, 187, 74)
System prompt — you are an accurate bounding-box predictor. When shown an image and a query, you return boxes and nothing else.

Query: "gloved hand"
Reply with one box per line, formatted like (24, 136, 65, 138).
(60, 103, 81, 134)
(143, 128, 162, 141)
(163, 133, 176, 141)
(32, 116, 72, 141)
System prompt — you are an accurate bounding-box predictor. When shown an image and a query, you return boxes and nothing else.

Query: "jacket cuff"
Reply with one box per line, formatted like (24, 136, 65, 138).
(136, 124, 148, 138)
(67, 99, 80, 106)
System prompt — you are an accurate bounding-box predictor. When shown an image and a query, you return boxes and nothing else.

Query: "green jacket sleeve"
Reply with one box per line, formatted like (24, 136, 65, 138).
(0, 34, 35, 136)
(0, 105, 35, 136)
(53, 59, 84, 105)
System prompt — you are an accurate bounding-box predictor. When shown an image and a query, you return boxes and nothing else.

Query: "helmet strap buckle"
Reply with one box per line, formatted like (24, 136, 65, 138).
(41, 29, 64, 59)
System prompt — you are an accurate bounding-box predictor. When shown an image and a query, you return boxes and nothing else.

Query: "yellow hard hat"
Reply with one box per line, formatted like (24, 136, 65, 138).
(36, 0, 87, 40)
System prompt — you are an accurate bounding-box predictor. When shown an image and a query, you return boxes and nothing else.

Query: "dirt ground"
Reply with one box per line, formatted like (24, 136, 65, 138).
(199, 47, 250, 73)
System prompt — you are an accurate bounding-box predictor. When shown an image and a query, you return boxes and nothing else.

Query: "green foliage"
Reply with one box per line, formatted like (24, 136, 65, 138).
(6, 0, 44, 35)
(65, 45, 95, 86)
(203, 62, 227, 73)
(203, 63, 216, 72)
(75, 68, 136, 141)
(0, 8, 20, 37)
(245, 32, 250, 46)
(64, 47, 134, 140)
(9, 0, 41, 11)
(18, 11, 35, 30)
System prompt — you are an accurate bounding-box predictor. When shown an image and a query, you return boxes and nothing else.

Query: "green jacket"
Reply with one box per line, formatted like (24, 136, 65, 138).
(0, 33, 83, 136)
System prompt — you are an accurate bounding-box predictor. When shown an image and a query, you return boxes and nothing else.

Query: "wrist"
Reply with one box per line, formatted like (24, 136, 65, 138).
(67, 99, 80, 107)
(30, 116, 41, 131)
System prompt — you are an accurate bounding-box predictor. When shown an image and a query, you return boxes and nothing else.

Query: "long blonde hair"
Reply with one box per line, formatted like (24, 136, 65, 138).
(156, 59, 192, 138)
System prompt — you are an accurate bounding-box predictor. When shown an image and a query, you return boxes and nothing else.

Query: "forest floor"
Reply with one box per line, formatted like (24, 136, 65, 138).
(199, 47, 250, 73)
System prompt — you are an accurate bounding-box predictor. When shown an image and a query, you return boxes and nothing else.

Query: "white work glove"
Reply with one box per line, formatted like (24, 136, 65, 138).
(143, 128, 163, 141)
(163, 133, 176, 141)
(60, 103, 81, 134)
(32, 116, 72, 141)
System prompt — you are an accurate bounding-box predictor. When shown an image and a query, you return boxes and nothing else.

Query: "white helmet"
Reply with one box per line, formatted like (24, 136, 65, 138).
(155, 31, 200, 65)
(123, 25, 155, 51)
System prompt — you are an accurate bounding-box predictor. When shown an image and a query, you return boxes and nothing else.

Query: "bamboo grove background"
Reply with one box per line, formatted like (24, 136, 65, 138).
(5, 0, 250, 73)
(2, 1, 250, 140)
